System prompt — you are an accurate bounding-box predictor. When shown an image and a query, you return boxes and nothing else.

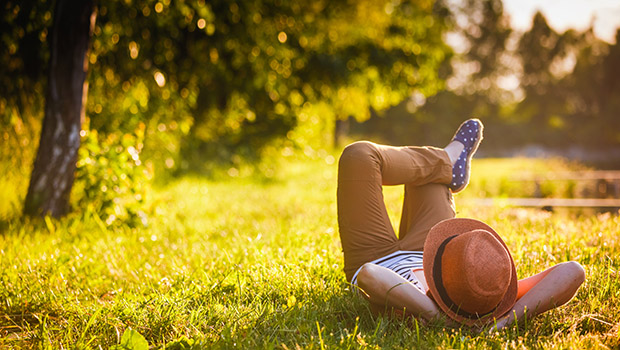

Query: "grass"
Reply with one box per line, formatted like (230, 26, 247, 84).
(1, 155, 619, 349)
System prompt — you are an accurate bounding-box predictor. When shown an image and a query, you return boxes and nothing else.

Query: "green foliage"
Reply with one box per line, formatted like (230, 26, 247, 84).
(0, 157, 619, 348)
(0, 2, 51, 219)
(452, 0, 513, 90)
(0, 1, 51, 126)
(74, 122, 151, 228)
(164, 336, 202, 350)
(513, 14, 620, 150)
(111, 329, 149, 350)
(1, 0, 453, 171)
(350, 9, 620, 155)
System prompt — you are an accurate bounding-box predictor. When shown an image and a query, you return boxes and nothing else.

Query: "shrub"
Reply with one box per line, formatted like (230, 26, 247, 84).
(74, 122, 151, 227)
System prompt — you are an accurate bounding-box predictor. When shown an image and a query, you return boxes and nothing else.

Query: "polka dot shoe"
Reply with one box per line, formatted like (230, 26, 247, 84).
(448, 118, 483, 193)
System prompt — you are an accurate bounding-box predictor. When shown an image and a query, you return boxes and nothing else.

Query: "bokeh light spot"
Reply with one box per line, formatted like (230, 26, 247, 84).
(197, 18, 206, 29)
(278, 32, 287, 43)
(154, 72, 166, 87)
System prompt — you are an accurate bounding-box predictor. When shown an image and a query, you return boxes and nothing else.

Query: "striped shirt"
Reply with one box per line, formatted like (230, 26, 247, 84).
(351, 250, 425, 292)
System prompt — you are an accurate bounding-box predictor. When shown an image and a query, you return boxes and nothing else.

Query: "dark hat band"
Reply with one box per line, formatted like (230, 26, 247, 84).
(432, 235, 500, 320)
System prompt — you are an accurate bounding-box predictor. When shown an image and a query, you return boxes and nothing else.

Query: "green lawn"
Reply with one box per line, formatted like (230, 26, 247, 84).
(1, 156, 619, 349)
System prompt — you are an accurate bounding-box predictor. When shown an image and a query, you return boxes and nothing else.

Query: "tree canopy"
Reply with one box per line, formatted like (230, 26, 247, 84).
(2, 0, 453, 217)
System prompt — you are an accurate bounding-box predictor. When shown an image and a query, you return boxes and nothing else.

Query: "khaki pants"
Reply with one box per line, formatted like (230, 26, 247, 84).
(337, 141, 456, 281)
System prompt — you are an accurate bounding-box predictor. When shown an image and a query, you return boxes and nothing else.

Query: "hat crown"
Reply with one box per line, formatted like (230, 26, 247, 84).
(440, 229, 512, 315)
(423, 218, 518, 325)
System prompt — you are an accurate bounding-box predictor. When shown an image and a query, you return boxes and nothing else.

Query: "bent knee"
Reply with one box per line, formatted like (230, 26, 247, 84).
(563, 261, 586, 284)
(340, 141, 378, 165)
(338, 141, 381, 178)
(342, 141, 377, 157)
(554, 261, 586, 286)
(357, 263, 380, 287)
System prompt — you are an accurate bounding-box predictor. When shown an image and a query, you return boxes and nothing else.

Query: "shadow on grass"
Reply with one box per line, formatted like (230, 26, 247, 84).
(197, 283, 471, 349)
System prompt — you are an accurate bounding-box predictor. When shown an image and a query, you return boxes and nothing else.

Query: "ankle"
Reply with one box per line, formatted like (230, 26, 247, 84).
(444, 141, 464, 165)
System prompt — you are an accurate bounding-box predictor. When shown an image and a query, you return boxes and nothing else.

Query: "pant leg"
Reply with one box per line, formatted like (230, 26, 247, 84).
(398, 183, 456, 251)
(337, 141, 452, 281)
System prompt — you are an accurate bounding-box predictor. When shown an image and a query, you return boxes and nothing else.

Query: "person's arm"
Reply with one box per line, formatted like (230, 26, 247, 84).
(491, 261, 585, 330)
(356, 263, 446, 322)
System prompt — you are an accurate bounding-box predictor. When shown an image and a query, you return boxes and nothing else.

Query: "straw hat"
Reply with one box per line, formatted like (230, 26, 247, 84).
(423, 218, 518, 325)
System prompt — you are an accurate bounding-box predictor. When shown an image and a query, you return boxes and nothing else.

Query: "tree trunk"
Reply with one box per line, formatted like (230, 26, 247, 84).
(24, 0, 96, 217)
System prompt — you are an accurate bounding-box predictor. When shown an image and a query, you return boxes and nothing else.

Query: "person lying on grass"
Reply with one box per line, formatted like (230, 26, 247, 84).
(336, 118, 586, 329)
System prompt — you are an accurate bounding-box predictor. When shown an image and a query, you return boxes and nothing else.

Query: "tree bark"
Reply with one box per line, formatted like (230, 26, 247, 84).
(24, 0, 96, 217)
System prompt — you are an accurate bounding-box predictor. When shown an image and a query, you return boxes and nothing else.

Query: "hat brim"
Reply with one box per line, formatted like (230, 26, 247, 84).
(423, 218, 518, 325)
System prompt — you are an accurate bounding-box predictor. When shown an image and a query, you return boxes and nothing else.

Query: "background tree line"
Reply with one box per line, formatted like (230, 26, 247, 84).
(1, 0, 618, 220)
(351, 0, 620, 161)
